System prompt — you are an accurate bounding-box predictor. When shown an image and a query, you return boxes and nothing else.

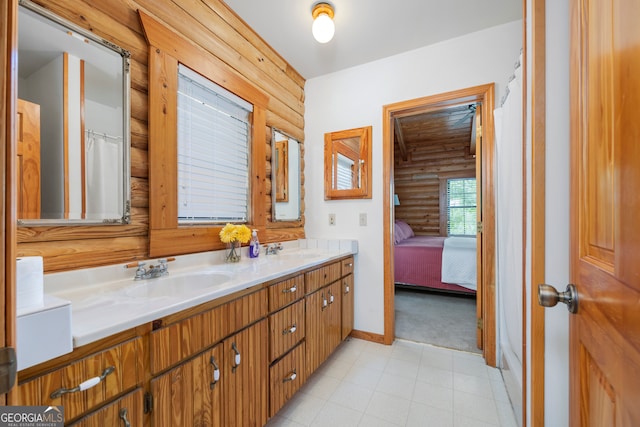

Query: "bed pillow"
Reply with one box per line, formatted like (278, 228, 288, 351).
(394, 220, 415, 244)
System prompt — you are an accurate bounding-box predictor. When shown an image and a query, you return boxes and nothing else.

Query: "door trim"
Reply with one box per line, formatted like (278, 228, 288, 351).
(1, 0, 19, 404)
(529, 0, 546, 425)
(382, 84, 497, 367)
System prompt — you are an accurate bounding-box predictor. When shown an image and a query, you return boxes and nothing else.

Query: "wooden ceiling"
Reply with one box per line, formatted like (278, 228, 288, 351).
(394, 104, 476, 162)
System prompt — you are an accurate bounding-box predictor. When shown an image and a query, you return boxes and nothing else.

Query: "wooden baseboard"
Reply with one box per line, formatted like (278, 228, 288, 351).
(349, 329, 386, 345)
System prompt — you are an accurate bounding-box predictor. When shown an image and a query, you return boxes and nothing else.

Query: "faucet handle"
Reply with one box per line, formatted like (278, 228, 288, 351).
(124, 261, 146, 269)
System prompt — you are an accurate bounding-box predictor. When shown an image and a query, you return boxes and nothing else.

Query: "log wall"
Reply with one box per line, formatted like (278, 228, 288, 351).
(394, 140, 475, 236)
(15, 0, 305, 272)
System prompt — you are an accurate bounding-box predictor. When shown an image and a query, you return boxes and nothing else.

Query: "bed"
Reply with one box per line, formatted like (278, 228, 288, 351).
(394, 220, 476, 294)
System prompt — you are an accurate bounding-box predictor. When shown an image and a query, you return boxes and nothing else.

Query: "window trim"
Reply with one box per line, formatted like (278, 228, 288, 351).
(140, 11, 268, 257)
(439, 173, 476, 236)
(445, 177, 477, 236)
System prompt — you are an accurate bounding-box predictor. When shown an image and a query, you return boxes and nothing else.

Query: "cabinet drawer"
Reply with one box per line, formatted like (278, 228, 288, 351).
(269, 274, 304, 312)
(18, 337, 142, 423)
(305, 262, 341, 294)
(270, 342, 306, 417)
(269, 300, 305, 361)
(341, 256, 354, 276)
(67, 387, 144, 427)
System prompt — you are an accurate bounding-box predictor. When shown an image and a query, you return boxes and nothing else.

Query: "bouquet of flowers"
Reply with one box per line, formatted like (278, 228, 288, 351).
(219, 223, 251, 262)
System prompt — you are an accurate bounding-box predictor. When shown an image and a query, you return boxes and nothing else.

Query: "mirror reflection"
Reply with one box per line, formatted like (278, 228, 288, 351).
(272, 129, 300, 221)
(17, 0, 131, 224)
(324, 126, 372, 200)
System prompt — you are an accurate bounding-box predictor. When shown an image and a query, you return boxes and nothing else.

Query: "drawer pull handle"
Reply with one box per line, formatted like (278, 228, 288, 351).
(210, 356, 220, 389)
(282, 285, 297, 294)
(231, 342, 241, 373)
(283, 369, 297, 383)
(119, 408, 131, 427)
(345, 284, 350, 294)
(329, 292, 335, 304)
(322, 292, 327, 309)
(346, 263, 353, 267)
(282, 324, 297, 335)
(50, 366, 115, 399)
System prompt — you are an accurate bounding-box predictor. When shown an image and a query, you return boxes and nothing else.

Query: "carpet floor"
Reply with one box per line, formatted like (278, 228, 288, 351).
(394, 287, 481, 353)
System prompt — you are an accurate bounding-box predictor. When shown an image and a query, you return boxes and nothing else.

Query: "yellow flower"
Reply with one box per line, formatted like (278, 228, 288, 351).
(219, 223, 252, 244)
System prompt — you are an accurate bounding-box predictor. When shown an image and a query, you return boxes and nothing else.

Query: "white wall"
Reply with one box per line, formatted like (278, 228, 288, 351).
(543, 0, 570, 424)
(304, 20, 522, 335)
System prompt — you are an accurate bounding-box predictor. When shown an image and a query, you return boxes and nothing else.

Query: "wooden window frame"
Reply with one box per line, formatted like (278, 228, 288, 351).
(139, 11, 269, 257)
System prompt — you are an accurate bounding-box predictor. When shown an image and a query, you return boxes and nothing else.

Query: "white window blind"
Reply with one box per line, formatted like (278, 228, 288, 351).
(177, 65, 252, 223)
(336, 153, 355, 190)
(447, 178, 477, 236)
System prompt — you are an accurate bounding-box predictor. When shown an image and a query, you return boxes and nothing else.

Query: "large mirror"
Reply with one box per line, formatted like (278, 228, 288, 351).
(17, 0, 131, 225)
(272, 129, 301, 221)
(324, 126, 372, 200)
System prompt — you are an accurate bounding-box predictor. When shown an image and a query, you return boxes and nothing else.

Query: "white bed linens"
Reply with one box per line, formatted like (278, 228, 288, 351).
(441, 237, 477, 290)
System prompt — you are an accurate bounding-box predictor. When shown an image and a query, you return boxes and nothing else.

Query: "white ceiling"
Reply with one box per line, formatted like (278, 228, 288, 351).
(222, 0, 522, 80)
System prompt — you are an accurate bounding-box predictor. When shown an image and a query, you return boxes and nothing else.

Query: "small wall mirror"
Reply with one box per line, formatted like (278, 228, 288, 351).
(272, 129, 301, 221)
(324, 126, 372, 200)
(17, 0, 131, 225)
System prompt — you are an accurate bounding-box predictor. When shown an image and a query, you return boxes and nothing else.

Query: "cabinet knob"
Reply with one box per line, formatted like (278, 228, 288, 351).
(282, 285, 297, 294)
(282, 369, 297, 383)
(210, 356, 220, 389)
(50, 366, 115, 399)
(231, 342, 241, 372)
(282, 324, 297, 335)
(119, 408, 131, 427)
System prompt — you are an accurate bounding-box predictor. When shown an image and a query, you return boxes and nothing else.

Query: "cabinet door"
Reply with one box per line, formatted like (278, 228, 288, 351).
(224, 319, 268, 427)
(341, 274, 354, 340)
(305, 287, 328, 376)
(67, 388, 143, 427)
(151, 344, 223, 427)
(325, 281, 342, 356)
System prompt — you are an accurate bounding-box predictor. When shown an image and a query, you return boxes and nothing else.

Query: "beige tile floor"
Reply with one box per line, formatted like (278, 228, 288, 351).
(266, 338, 518, 427)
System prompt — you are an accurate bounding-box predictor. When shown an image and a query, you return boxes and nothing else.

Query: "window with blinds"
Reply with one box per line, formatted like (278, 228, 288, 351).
(177, 65, 252, 223)
(447, 178, 477, 236)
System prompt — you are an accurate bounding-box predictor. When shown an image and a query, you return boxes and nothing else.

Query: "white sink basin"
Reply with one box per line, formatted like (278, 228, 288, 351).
(125, 271, 233, 299)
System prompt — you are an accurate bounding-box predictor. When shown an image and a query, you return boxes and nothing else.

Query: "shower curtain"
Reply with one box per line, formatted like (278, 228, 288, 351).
(86, 133, 122, 219)
(494, 55, 523, 383)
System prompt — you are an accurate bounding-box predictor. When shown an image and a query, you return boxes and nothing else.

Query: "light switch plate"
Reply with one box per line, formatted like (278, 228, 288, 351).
(329, 213, 336, 226)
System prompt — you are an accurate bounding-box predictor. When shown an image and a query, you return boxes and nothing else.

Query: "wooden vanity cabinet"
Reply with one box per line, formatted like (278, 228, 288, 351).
(149, 288, 268, 427)
(67, 388, 144, 427)
(267, 275, 306, 417)
(18, 337, 143, 424)
(305, 280, 342, 377)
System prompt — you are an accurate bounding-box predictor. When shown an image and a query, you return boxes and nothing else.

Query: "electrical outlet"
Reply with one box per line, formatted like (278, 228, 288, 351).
(329, 213, 336, 226)
(359, 213, 367, 226)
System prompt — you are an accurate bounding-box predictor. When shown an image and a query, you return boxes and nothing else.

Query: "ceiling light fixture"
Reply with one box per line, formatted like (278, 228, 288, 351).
(311, 2, 335, 43)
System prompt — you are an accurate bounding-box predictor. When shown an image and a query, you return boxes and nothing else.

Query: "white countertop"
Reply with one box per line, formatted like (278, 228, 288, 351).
(45, 239, 357, 347)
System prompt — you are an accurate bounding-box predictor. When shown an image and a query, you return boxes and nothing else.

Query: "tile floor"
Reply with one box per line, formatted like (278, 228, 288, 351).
(266, 338, 518, 427)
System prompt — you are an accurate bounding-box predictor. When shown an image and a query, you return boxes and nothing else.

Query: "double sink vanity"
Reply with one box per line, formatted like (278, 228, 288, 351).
(17, 239, 357, 426)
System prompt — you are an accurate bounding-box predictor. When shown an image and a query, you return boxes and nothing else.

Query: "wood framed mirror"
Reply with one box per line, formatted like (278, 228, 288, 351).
(272, 129, 301, 221)
(324, 125, 372, 200)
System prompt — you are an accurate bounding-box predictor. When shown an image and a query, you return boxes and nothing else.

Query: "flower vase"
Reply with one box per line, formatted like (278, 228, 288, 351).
(225, 241, 241, 263)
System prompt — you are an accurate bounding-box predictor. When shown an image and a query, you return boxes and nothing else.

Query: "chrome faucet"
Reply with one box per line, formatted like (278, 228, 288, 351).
(265, 243, 283, 255)
(126, 258, 171, 280)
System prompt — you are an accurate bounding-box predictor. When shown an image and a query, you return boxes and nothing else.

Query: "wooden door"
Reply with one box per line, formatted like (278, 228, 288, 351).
(151, 344, 223, 427)
(569, 0, 640, 424)
(224, 319, 268, 427)
(16, 99, 41, 219)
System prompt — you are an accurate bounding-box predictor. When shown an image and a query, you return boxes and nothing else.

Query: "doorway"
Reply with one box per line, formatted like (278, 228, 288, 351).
(382, 84, 497, 366)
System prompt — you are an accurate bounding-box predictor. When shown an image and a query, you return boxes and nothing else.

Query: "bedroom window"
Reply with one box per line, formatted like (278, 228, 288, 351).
(446, 178, 477, 236)
(177, 64, 252, 223)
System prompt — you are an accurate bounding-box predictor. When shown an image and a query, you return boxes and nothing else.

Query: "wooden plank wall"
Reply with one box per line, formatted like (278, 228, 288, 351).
(393, 140, 475, 236)
(15, 0, 305, 272)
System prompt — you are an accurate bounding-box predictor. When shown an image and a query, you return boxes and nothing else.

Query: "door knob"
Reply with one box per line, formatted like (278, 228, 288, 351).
(538, 283, 578, 314)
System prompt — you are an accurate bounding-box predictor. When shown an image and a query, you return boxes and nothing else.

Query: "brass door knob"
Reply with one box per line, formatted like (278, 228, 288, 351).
(538, 283, 578, 314)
